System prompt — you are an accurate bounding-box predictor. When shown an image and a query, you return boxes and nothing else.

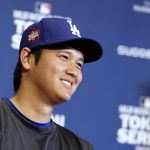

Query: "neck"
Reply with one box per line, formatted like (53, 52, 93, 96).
(11, 88, 54, 123)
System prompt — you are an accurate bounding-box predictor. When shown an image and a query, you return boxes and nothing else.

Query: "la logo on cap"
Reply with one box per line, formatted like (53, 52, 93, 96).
(28, 28, 40, 43)
(67, 20, 81, 37)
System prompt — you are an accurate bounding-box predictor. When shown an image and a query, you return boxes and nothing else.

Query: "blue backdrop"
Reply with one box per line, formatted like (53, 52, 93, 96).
(1, 1, 150, 150)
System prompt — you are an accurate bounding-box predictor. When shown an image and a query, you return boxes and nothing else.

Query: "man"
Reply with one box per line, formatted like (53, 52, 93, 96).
(0, 16, 103, 150)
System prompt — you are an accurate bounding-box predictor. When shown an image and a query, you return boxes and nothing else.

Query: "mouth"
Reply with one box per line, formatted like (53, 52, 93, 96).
(61, 79, 73, 88)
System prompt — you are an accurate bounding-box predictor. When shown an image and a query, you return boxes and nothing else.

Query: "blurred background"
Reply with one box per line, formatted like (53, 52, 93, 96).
(0, 0, 150, 150)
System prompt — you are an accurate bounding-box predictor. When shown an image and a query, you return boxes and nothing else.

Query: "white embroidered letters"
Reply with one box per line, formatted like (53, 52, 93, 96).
(67, 20, 81, 37)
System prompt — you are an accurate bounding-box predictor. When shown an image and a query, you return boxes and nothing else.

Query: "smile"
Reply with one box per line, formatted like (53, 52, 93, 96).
(61, 80, 72, 87)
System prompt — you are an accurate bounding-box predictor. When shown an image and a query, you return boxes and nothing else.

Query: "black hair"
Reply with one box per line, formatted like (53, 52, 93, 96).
(13, 47, 43, 92)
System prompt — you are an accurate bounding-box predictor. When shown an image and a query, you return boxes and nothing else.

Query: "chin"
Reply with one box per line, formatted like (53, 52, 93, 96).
(60, 95, 71, 102)
(53, 94, 72, 105)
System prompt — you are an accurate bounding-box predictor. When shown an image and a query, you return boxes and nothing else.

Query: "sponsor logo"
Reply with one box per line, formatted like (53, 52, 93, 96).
(117, 45, 150, 60)
(133, 0, 150, 14)
(34, 1, 52, 15)
(116, 97, 150, 150)
(139, 96, 150, 109)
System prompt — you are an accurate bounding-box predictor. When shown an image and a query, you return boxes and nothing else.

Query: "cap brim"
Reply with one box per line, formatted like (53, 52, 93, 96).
(40, 38, 103, 63)
(65, 38, 103, 63)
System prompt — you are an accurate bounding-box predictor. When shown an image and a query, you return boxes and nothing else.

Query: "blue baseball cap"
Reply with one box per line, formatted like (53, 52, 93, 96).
(19, 17, 103, 63)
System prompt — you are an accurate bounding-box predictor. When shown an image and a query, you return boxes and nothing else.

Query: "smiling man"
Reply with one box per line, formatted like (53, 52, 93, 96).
(0, 17, 103, 150)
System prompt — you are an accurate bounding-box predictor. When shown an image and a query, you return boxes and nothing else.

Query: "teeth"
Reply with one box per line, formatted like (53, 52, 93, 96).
(61, 80, 71, 87)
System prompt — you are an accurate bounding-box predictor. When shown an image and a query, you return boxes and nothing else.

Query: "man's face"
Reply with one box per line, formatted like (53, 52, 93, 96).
(28, 48, 84, 105)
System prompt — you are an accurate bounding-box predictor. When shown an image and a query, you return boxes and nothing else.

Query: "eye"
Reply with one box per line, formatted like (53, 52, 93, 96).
(59, 54, 69, 61)
(76, 62, 83, 70)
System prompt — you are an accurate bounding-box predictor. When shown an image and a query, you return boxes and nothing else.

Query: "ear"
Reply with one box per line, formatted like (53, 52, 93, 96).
(20, 47, 33, 70)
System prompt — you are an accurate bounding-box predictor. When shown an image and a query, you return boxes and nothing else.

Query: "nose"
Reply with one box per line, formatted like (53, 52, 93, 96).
(65, 62, 78, 78)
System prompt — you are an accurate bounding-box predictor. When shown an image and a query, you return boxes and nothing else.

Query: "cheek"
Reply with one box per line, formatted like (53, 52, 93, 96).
(43, 58, 63, 72)
(77, 71, 83, 84)
(46, 61, 66, 79)
(52, 62, 65, 73)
